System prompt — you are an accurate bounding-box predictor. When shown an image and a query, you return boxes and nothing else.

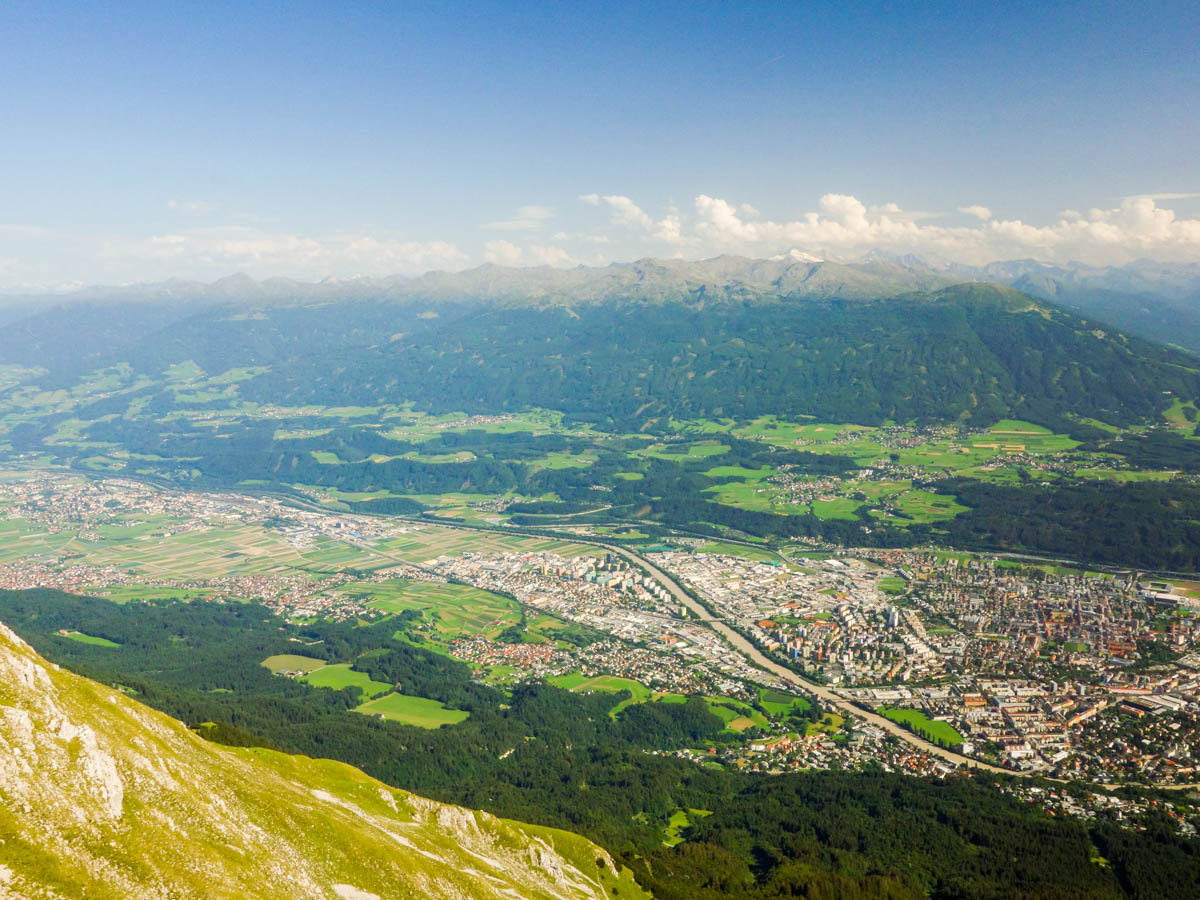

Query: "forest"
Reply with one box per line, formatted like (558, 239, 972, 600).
(232, 285, 1200, 431)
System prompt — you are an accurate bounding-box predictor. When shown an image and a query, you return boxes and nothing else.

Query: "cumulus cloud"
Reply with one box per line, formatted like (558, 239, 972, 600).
(526, 245, 573, 266)
(481, 205, 554, 231)
(484, 239, 523, 264)
(583, 191, 1200, 265)
(584, 194, 684, 244)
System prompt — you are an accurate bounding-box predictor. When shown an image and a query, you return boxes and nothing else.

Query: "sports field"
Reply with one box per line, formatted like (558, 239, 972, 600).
(353, 693, 469, 728)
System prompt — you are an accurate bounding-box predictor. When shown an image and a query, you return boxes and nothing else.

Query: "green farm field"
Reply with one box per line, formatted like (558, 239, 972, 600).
(260, 654, 327, 674)
(353, 692, 469, 728)
(300, 664, 393, 699)
(355, 577, 522, 641)
(373, 525, 598, 563)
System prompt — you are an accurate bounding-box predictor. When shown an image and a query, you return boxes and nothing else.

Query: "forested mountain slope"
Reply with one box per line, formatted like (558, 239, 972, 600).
(242, 282, 1200, 430)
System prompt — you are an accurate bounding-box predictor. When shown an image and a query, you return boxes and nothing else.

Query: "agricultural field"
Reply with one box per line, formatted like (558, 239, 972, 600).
(353, 578, 522, 642)
(880, 707, 964, 746)
(372, 525, 598, 563)
(352, 692, 469, 728)
(300, 664, 393, 699)
(633, 439, 731, 461)
(260, 654, 326, 674)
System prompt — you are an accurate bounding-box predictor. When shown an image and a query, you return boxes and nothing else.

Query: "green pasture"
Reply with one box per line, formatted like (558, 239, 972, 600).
(261, 654, 326, 674)
(663, 808, 712, 847)
(355, 577, 522, 641)
(703, 480, 781, 513)
(707, 698, 769, 731)
(880, 707, 963, 746)
(353, 692, 469, 728)
(634, 440, 730, 461)
(300, 664, 393, 699)
(58, 630, 120, 648)
(548, 672, 652, 715)
(1075, 468, 1180, 482)
(805, 713, 845, 737)
(1162, 398, 1199, 433)
(757, 688, 813, 717)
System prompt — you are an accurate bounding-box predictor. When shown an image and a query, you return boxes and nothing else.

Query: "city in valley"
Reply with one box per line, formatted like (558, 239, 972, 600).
(3, 465, 1199, 833)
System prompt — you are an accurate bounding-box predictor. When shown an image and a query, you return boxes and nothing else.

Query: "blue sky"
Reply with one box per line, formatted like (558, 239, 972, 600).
(2, 0, 1198, 287)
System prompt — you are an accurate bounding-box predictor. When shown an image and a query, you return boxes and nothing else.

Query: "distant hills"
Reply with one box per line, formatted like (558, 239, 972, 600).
(0, 620, 646, 899)
(944, 258, 1200, 355)
(4, 258, 1198, 433)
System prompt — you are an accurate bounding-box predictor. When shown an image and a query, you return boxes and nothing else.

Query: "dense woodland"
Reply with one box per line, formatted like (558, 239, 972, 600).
(5, 285, 1199, 432)
(3, 588, 1197, 899)
(230, 286, 1200, 431)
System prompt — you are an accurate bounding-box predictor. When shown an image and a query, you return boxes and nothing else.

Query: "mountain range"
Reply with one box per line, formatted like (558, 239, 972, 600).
(3, 253, 1198, 353)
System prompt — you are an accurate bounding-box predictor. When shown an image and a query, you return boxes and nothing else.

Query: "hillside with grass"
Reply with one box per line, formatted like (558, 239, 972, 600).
(0, 619, 647, 899)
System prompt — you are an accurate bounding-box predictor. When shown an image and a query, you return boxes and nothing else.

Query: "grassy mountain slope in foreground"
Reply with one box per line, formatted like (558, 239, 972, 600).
(0, 622, 647, 900)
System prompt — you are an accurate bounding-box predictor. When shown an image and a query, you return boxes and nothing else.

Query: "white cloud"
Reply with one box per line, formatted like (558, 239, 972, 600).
(526, 245, 573, 266)
(99, 226, 467, 279)
(655, 192, 1200, 265)
(484, 239, 523, 265)
(1122, 192, 1200, 202)
(599, 195, 653, 230)
(586, 194, 685, 244)
(959, 205, 992, 220)
(481, 205, 554, 231)
(7, 191, 1200, 291)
